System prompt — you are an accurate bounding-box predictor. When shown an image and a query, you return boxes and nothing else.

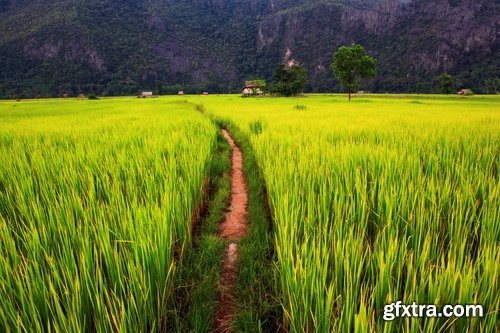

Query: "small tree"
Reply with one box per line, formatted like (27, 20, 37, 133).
(331, 44, 376, 101)
(440, 73, 455, 94)
(270, 64, 307, 97)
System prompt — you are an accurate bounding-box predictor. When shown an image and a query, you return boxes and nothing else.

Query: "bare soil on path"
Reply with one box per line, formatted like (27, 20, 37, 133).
(214, 129, 249, 332)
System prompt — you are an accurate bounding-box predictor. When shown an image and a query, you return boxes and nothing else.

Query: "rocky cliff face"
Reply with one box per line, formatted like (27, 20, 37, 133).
(256, 0, 499, 91)
(0, 0, 498, 97)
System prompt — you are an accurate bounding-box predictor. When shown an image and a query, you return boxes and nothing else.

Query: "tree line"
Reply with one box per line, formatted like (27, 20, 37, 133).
(268, 44, 376, 100)
(267, 44, 491, 99)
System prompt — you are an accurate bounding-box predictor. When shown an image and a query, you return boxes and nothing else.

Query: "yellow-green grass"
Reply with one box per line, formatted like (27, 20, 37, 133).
(192, 94, 500, 332)
(1, 94, 499, 332)
(0, 97, 217, 331)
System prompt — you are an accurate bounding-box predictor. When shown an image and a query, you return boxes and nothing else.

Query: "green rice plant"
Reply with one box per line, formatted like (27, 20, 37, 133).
(197, 94, 500, 332)
(1, 94, 498, 332)
(249, 120, 264, 135)
(0, 97, 217, 332)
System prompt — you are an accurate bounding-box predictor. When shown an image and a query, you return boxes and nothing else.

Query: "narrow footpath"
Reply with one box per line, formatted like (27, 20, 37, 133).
(214, 129, 249, 332)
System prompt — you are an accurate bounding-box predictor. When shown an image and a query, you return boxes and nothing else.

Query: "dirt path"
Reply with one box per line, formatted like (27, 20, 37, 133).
(214, 129, 249, 332)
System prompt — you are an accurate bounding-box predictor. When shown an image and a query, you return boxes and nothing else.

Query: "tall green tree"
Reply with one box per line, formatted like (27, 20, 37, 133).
(440, 73, 455, 94)
(270, 64, 308, 97)
(331, 44, 376, 101)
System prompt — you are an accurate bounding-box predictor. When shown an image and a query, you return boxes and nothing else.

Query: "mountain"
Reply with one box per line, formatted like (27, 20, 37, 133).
(0, 0, 498, 97)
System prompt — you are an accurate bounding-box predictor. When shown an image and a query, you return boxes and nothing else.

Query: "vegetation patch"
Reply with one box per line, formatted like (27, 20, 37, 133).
(249, 120, 264, 135)
(0, 98, 218, 331)
(1, 95, 498, 332)
(171, 132, 231, 332)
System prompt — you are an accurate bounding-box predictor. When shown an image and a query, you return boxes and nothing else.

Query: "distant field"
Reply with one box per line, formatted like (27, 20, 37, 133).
(0, 94, 499, 332)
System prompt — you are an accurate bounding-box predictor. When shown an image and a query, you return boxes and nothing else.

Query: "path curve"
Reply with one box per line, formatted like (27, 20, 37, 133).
(214, 129, 249, 332)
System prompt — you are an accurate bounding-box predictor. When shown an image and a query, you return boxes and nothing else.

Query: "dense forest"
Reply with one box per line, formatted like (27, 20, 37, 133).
(0, 0, 498, 98)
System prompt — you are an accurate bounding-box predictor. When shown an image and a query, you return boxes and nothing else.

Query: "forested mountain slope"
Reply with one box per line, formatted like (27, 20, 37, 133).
(0, 0, 498, 97)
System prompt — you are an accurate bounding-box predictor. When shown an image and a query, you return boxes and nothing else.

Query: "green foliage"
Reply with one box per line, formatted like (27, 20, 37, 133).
(249, 120, 264, 135)
(87, 93, 98, 99)
(0, 0, 498, 96)
(484, 78, 499, 94)
(156, 81, 164, 95)
(173, 132, 229, 332)
(270, 64, 308, 97)
(331, 44, 377, 100)
(440, 72, 455, 94)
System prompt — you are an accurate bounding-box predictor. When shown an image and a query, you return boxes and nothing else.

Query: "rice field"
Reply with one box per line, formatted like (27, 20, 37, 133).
(198, 94, 500, 332)
(0, 94, 499, 332)
(0, 98, 217, 331)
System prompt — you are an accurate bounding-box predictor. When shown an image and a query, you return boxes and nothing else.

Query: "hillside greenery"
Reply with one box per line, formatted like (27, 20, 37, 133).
(0, 0, 498, 98)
